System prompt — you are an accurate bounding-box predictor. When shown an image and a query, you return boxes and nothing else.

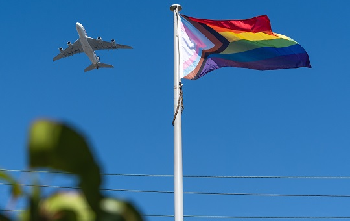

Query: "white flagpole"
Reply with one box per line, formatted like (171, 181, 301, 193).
(170, 4, 183, 221)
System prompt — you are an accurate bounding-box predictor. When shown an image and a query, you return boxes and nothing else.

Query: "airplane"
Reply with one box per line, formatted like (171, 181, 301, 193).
(53, 22, 132, 72)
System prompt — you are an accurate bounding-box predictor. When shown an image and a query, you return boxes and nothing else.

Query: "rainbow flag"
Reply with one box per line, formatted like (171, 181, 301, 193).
(180, 15, 311, 80)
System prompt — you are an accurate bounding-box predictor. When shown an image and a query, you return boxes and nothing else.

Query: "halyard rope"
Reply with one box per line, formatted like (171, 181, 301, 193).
(172, 82, 184, 126)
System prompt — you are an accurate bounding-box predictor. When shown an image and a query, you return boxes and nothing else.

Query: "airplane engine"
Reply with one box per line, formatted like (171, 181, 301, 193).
(67, 41, 72, 46)
(59, 47, 64, 52)
(97, 37, 102, 41)
(111, 39, 116, 45)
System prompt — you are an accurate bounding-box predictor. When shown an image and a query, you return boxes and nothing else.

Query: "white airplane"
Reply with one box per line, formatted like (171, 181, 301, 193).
(53, 22, 132, 72)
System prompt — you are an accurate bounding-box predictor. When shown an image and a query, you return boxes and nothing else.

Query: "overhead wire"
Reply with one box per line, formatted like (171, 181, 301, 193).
(2, 210, 350, 219)
(148, 215, 350, 219)
(1, 182, 350, 198)
(2, 169, 350, 219)
(2, 169, 350, 179)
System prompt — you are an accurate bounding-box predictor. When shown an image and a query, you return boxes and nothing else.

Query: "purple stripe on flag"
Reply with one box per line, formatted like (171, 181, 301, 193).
(188, 53, 311, 80)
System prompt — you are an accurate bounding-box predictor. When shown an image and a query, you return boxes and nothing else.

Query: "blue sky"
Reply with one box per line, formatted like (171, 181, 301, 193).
(1, 0, 350, 220)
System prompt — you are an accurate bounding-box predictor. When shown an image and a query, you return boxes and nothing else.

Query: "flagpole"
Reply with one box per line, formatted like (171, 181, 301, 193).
(170, 4, 183, 221)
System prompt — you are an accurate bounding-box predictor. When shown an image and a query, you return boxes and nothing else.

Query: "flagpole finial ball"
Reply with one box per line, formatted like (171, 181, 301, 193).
(170, 4, 182, 11)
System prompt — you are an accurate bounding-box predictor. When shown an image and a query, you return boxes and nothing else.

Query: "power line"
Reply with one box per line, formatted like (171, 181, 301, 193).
(0, 209, 23, 212)
(1, 182, 350, 198)
(157, 216, 349, 219)
(149, 215, 350, 219)
(1, 169, 350, 179)
(1, 210, 350, 219)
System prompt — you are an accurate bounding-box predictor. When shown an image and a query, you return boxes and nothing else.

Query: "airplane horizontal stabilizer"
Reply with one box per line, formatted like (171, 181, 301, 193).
(98, 63, 114, 69)
(84, 63, 114, 72)
(84, 64, 96, 72)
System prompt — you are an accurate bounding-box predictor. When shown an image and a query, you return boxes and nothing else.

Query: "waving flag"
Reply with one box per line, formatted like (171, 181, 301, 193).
(180, 15, 311, 80)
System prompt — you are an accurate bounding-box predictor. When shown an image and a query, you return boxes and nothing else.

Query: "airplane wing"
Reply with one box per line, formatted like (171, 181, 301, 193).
(87, 38, 133, 51)
(53, 39, 83, 61)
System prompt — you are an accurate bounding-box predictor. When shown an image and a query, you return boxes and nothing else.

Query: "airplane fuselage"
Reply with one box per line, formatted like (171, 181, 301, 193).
(76, 22, 98, 65)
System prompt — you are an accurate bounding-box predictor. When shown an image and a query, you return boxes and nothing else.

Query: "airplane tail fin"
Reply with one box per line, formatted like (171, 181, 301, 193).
(84, 62, 114, 72)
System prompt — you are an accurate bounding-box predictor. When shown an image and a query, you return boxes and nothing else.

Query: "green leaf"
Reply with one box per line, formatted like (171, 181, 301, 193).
(29, 181, 40, 221)
(28, 120, 102, 213)
(41, 192, 92, 221)
(100, 198, 143, 221)
(0, 170, 23, 198)
(51, 209, 78, 221)
(21, 192, 143, 221)
(20, 191, 89, 221)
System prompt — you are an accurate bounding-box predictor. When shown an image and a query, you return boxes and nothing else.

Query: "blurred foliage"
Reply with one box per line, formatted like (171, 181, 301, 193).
(28, 120, 102, 213)
(0, 213, 12, 221)
(0, 119, 143, 221)
(0, 171, 23, 198)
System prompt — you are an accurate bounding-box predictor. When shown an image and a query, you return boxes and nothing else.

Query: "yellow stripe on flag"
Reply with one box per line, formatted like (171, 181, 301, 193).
(220, 31, 281, 42)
